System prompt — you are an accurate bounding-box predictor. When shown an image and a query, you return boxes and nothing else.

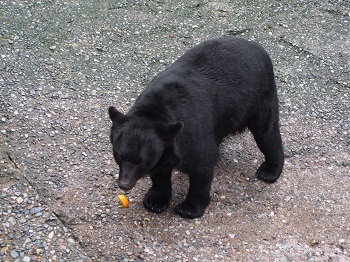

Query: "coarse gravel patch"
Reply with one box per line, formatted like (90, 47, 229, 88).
(1, 0, 349, 261)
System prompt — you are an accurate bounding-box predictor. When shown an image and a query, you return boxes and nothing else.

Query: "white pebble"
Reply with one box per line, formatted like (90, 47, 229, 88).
(48, 231, 54, 239)
(23, 256, 31, 262)
(16, 197, 23, 204)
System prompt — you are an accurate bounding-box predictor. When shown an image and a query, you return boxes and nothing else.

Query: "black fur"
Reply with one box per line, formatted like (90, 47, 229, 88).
(109, 37, 284, 219)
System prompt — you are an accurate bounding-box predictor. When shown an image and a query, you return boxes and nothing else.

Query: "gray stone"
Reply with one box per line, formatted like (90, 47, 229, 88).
(10, 250, 19, 258)
(29, 207, 44, 215)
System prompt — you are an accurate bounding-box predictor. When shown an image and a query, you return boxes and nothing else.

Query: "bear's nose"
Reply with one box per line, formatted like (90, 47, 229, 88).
(118, 181, 132, 191)
(118, 177, 137, 191)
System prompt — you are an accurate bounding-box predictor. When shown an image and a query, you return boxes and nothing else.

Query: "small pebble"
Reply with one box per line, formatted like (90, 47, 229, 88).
(48, 231, 54, 239)
(16, 197, 24, 204)
(23, 256, 31, 262)
(30, 207, 45, 215)
(10, 250, 19, 258)
(67, 238, 76, 246)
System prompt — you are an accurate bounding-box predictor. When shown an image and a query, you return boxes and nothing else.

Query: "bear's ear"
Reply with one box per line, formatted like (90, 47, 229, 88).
(159, 121, 184, 140)
(108, 106, 126, 125)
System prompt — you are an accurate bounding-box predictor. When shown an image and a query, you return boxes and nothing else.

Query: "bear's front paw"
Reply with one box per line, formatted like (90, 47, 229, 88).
(143, 190, 171, 213)
(257, 161, 282, 183)
(174, 201, 206, 219)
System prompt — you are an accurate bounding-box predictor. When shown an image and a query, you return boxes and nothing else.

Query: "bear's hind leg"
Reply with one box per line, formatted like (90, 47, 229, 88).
(249, 105, 284, 183)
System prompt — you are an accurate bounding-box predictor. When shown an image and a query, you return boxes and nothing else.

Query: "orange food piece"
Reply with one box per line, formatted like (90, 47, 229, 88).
(117, 194, 129, 208)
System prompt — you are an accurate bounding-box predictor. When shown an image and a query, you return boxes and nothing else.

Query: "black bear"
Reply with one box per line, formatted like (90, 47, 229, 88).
(109, 37, 284, 219)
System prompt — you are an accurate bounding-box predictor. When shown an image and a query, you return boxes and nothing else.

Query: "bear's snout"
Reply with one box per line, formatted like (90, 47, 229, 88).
(118, 176, 137, 191)
(118, 163, 139, 191)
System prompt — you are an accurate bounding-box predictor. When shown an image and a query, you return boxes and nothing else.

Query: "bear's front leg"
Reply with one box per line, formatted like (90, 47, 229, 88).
(143, 168, 172, 213)
(175, 174, 213, 219)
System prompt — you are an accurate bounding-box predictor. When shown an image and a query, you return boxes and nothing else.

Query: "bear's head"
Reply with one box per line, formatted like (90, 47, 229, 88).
(108, 106, 183, 191)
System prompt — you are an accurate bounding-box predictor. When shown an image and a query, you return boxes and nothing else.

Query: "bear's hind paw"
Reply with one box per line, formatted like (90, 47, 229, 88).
(256, 161, 282, 183)
(174, 201, 206, 219)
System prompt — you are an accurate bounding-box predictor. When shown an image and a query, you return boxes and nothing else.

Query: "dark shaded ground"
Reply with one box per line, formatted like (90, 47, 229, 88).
(1, 0, 349, 261)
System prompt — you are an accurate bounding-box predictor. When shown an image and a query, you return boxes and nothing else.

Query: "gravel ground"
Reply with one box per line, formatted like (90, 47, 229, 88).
(1, 0, 349, 261)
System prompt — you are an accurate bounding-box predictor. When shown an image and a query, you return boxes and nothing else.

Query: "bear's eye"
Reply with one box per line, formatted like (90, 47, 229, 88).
(116, 152, 142, 166)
